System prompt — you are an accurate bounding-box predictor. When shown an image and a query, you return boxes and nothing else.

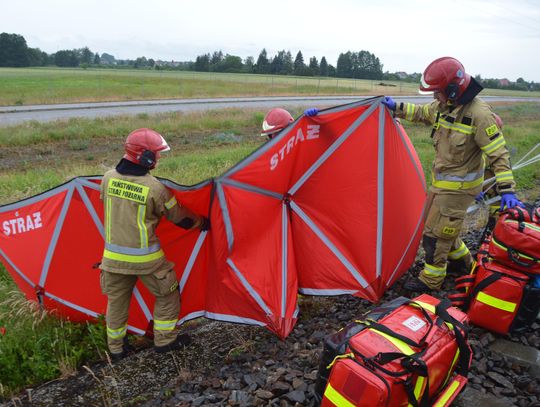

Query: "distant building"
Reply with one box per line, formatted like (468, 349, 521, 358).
(499, 78, 511, 87)
(396, 71, 408, 79)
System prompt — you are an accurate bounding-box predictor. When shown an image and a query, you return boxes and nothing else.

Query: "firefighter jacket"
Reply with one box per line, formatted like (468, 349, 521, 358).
(395, 97, 515, 195)
(100, 169, 204, 275)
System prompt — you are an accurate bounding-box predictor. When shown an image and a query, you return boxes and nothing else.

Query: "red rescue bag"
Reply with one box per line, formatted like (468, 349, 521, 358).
(451, 241, 540, 335)
(489, 205, 540, 273)
(318, 294, 471, 407)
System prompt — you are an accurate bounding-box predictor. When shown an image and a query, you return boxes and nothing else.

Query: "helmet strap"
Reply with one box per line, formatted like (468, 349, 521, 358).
(139, 150, 156, 168)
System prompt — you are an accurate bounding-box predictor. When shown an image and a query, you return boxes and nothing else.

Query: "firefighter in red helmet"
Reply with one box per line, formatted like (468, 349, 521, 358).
(261, 107, 319, 139)
(383, 57, 522, 292)
(100, 128, 209, 360)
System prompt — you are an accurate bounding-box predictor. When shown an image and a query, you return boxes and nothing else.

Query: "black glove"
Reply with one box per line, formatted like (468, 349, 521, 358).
(200, 217, 210, 231)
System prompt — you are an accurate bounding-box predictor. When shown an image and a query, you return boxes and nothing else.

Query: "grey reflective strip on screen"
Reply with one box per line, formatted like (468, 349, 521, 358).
(204, 312, 266, 327)
(293, 305, 300, 318)
(226, 258, 272, 316)
(299, 288, 358, 296)
(434, 170, 484, 182)
(133, 287, 152, 321)
(281, 203, 288, 318)
(0, 183, 71, 213)
(376, 106, 385, 279)
(221, 178, 283, 200)
(104, 243, 161, 255)
(290, 201, 368, 288)
(39, 185, 74, 287)
(216, 181, 234, 251)
(179, 231, 207, 293)
(394, 123, 427, 193)
(0, 248, 35, 288)
(289, 101, 379, 195)
(76, 177, 101, 191)
(75, 183, 104, 238)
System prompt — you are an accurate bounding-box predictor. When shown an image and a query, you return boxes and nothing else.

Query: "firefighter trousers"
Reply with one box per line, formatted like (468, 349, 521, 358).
(419, 191, 475, 289)
(100, 269, 180, 354)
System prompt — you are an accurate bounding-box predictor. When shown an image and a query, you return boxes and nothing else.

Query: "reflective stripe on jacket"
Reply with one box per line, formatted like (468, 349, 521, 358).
(100, 170, 202, 274)
(396, 98, 515, 194)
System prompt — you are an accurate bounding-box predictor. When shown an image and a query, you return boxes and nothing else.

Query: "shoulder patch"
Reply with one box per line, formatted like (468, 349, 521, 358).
(485, 124, 499, 137)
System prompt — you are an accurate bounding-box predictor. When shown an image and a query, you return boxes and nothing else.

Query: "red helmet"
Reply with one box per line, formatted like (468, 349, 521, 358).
(124, 128, 170, 169)
(419, 57, 471, 100)
(261, 108, 294, 138)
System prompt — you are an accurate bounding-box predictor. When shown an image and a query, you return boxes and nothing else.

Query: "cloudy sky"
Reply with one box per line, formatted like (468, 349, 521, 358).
(3, 0, 540, 81)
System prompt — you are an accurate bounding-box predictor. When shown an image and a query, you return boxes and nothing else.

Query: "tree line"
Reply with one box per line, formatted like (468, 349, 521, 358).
(1, 32, 539, 90)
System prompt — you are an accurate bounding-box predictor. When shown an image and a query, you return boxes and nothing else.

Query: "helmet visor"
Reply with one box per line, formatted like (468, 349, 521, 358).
(419, 73, 438, 94)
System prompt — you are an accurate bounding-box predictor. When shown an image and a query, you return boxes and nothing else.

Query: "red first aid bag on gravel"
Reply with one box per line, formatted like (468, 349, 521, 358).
(489, 205, 540, 273)
(319, 294, 471, 407)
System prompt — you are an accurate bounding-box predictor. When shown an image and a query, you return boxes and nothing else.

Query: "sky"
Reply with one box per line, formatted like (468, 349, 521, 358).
(2, 0, 540, 82)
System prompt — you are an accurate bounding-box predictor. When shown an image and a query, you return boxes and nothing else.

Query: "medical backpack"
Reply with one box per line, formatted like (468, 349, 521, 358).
(488, 205, 540, 273)
(315, 294, 471, 407)
(450, 239, 540, 335)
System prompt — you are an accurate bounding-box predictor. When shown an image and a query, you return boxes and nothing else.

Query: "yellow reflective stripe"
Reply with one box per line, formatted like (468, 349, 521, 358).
(324, 382, 355, 407)
(424, 263, 447, 277)
(106, 197, 112, 243)
(481, 137, 506, 155)
(406, 103, 414, 121)
(103, 248, 165, 263)
(492, 239, 535, 260)
(165, 196, 177, 210)
(495, 170, 514, 182)
(505, 219, 540, 233)
(476, 291, 517, 313)
(448, 242, 469, 260)
(437, 119, 475, 135)
(433, 379, 461, 407)
(154, 319, 178, 331)
(407, 376, 426, 407)
(444, 349, 460, 386)
(370, 328, 415, 355)
(137, 205, 148, 248)
(107, 325, 127, 339)
(432, 176, 484, 190)
(327, 352, 354, 369)
(422, 104, 430, 118)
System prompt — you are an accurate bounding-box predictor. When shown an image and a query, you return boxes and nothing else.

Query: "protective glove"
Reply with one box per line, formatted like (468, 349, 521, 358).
(304, 108, 319, 117)
(382, 96, 396, 111)
(200, 216, 210, 231)
(500, 192, 523, 210)
(475, 191, 486, 203)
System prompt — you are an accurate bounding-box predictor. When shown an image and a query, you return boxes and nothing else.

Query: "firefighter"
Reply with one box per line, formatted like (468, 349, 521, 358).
(261, 108, 319, 139)
(100, 128, 209, 360)
(383, 57, 522, 292)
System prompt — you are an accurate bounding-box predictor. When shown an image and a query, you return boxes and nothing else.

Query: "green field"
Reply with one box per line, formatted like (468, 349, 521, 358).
(0, 102, 539, 397)
(3, 67, 540, 106)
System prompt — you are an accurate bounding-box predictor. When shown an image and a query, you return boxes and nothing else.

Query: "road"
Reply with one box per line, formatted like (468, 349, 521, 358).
(1, 95, 540, 126)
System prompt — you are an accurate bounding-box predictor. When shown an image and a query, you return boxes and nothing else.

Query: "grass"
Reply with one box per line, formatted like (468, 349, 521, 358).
(2, 67, 540, 106)
(0, 101, 539, 397)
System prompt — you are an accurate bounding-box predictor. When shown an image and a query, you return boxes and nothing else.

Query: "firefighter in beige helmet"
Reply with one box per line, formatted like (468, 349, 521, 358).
(383, 57, 522, 292)
(100, 128, 209, 360)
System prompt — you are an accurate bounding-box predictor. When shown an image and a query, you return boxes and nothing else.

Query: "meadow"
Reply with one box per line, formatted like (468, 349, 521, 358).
(2, 67, 540, 106)
(0, 97, 539, 397)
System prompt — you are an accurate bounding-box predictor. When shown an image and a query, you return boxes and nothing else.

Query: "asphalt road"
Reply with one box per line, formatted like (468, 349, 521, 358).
(1, 95, 540, 126)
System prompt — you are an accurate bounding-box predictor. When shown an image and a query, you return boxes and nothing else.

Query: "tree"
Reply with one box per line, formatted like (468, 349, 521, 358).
(309, 56, 319, 76)
(0, 33, 30, 67)
(80, 47, 93, 65)
(93, 53, 101, 65)
(54, 50, 79, 67)
(320, 56, 329, 76)
(27, 47, 47, 66)
(328, 64, 336, 77)
(336, 52, 352, 78)
(221, 54, 243, 72)
(243, 56, 255, 73)
(210, 50, 224, 67)
(134, 56, 148, 68)
(294, 51, 306, 75)
(194, 53, 210, 71)
(255, 48, 269, 74)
